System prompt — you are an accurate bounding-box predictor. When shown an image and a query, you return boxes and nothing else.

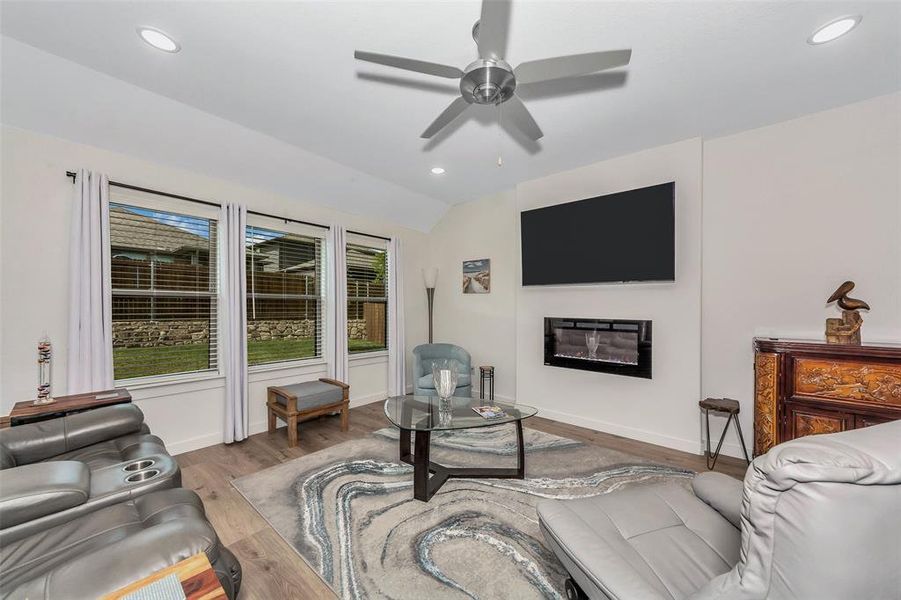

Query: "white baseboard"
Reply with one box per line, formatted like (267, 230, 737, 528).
(534, 407, 751, 460)
(349, 392, 389, 408)
(170, 391, 389, 456)
(168, 432, 228, 456)
(534, 406, 703, 456)
(698, 436, 748, 460)
(167, 394, 750, 461)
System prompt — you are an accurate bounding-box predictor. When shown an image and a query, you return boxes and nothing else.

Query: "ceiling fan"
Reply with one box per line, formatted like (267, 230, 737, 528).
(354, 0, 631, 141)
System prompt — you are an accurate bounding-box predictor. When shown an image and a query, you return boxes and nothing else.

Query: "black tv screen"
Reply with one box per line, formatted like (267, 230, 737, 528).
(521, 182, 675, 285)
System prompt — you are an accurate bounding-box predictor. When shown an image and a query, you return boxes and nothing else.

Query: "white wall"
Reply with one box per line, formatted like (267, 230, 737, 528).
(3, 92, 898, 459)
(425, 93, 900, 459)
(701, 93, 901, 456)
(427, 190, 517, 401)
(0, 126, 430, 453)
(515, 139, 704, 453)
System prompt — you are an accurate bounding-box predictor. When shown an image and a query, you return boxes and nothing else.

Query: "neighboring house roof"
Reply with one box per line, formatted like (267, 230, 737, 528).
(110, 206, 209, 254)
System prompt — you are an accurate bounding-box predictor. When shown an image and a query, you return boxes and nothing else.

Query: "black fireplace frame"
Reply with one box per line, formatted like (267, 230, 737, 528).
(544, 317, 652, 379)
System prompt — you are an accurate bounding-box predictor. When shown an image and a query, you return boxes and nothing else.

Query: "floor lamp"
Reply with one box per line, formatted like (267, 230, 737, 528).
(423, 267, 438, 343)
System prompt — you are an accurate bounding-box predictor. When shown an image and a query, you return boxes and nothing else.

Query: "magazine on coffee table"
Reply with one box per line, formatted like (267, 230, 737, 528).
(471, 405, 507, 419)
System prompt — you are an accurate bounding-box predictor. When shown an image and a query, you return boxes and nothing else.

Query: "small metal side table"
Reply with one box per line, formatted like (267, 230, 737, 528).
(479, 366, 495, 400)
(699, 397, 751, 469)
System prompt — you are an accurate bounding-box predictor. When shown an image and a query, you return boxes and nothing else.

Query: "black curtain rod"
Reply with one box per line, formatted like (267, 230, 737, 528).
(66, 170, 330, 231)
(347, 229, 391, 242)
(66, 171, 394, 241)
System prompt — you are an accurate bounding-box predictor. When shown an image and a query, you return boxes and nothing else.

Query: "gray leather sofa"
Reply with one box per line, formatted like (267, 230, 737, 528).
(0, 405, 243, 599)
(1, 488, 242, 599)
(538, 419, 901, 600)
(0, 403, 163, 469)
(0, 405, 181, 544)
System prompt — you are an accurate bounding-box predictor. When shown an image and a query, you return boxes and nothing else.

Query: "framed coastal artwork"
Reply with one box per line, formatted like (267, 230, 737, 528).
(462, 259, 490, 294)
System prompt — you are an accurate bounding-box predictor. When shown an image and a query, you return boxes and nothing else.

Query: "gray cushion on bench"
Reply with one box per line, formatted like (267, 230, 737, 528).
(273, 381, 344, 411)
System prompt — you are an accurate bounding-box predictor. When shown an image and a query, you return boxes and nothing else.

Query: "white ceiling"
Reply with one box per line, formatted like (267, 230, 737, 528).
(2, 1, 900, 229)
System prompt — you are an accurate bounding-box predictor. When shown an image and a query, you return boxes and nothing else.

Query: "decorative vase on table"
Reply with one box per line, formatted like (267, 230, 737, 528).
(432, 359, 458, 416)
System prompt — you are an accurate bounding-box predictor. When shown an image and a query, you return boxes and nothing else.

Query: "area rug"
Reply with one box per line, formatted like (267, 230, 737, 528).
(233, 426, 693, 600)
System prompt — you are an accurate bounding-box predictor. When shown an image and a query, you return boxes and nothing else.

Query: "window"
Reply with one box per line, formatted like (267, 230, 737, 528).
(246, 225, 324, 366)
(346, 241, 388, 353)
(110, 202, 218, 380)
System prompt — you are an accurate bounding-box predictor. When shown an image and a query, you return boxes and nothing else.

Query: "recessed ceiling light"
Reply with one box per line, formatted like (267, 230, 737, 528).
(137, 27, 180, 53)
(430, 167, 446, 175)
(808, 16, 861, 45)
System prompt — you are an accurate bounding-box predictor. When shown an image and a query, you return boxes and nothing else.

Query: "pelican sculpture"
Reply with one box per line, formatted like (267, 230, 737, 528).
(827, 281, 871, 311)
(825, 280, 868, 345)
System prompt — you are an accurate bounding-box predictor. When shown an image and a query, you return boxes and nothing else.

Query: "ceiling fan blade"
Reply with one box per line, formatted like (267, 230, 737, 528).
(477, 0, 512, 60)
(517, 71, 628, 100)
(421, 97, 471, 138)
(354, 51, 463, 79)
(514, 49, 631, 84)
(504, 96, 543, 141)
(357, 73, 459, 95)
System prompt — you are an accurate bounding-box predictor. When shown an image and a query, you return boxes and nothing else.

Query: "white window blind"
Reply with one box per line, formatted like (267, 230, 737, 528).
(346, 241, 388, 354)
(246, 225, 324, 365)
(110, 203, 218, 380)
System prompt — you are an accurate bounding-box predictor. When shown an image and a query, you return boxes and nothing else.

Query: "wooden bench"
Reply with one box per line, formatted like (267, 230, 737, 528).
(267, 378, 349, 447)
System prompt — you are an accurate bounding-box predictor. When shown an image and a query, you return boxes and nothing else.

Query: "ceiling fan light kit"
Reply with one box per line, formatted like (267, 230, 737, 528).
(354, 0, 631, 142)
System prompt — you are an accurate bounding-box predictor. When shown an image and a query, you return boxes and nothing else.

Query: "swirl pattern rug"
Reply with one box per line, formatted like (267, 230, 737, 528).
(232, 425, 693, 599)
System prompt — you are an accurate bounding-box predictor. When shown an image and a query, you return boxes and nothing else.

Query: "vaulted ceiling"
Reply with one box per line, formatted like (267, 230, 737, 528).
(2, 1, 899, 230)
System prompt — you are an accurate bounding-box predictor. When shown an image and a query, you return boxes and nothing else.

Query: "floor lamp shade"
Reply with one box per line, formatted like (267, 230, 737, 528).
(423, 267, 438, 289)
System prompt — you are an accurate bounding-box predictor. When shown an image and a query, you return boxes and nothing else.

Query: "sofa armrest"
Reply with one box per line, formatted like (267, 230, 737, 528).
(692, 472, 743, 529)
(0, 404, 145, 466)
(0, 461, 90, 528)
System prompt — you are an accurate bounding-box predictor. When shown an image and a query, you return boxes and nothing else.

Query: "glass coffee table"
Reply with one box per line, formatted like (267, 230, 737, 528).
(384, 395, 538, 502)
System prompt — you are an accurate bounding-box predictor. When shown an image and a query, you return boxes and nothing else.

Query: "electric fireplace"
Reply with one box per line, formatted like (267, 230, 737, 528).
(544, 317, 652, 379)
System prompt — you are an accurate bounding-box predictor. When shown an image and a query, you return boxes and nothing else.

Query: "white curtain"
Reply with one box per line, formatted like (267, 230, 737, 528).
(387, 237, 406, 396)
(221, 203, 248, 443)
(327, 226, 348, 383)
(67, 170, 114, 394)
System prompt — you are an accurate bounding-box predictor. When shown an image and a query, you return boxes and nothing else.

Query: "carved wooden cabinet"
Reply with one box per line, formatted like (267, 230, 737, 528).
(753, 338, 901, 456)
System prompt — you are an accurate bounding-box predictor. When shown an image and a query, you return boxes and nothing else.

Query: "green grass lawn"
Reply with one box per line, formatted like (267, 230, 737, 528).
(113, 337, 387, 380)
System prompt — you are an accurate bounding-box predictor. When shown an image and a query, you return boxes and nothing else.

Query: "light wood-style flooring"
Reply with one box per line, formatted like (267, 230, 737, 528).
(176, 403, 747, 600)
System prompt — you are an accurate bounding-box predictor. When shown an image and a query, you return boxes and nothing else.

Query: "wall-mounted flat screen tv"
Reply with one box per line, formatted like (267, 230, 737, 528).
(521, 182, 675, 285)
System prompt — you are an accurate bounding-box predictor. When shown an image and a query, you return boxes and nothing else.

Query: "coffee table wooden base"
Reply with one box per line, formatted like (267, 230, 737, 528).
(398, 419, 525, 502)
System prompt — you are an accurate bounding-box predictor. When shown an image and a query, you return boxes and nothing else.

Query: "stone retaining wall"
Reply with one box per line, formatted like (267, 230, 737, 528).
(112, 318, 369, 347)
(248, 319, 315, 340)
(112, 320, 210, 348)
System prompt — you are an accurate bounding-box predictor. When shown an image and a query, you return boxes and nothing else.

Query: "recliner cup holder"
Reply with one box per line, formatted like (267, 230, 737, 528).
(125, 469, 160, 483)
(123, 459, 155, 472)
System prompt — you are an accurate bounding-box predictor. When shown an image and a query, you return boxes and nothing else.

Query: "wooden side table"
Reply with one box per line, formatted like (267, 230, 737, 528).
(9, 388, 132, 426)
(479, 366, 495, 401)
(102, 553, 226, 600)
(699, 397, 751, 469)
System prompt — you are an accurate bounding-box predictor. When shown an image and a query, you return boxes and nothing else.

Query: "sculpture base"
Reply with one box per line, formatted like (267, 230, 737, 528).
(825, 310, 862, 345)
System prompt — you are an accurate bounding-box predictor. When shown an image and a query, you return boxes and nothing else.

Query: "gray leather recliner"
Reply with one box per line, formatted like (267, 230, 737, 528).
(538, 419, 901, 600)
(0, 404, 164, 470)
(0, 405, 243, 599)
(0, 404, 182, 544)
(0, 488, 242, 599)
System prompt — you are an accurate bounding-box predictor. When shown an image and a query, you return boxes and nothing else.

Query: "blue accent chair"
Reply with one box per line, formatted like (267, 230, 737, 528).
(412, 343, 472, 398)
